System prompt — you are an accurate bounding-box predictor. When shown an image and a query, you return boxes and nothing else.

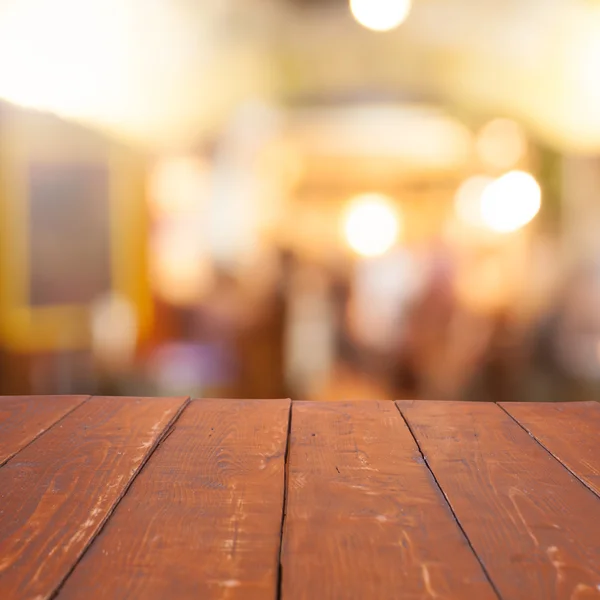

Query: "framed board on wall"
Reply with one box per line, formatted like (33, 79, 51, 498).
(0, 102, 151, 352)
(28, 162, 112, 307)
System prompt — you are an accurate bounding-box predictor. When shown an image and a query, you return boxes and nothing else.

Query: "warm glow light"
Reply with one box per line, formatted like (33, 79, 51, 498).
(0, 0, 212, 144)
(344, 194, 400, 257)
(149, 157, 208, 216)
(91, 293, 138, 371)
(150, 222, 213, 306)
(476, 118, 527, 171)
(349, 0, 412, 32)
(454, 175, 494, 228)
(0, 0, 129, 118)
(481, 171, 541, 233)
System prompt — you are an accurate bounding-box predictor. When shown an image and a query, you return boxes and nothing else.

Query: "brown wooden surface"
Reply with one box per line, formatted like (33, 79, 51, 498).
(0, 395, 87, 465)
(2, 397, 600, 599)
(281, 401, 497, 600)
(501, 401, 600, 498)
(398, 400, 600, 600)
(0, 396, 187, 600)
(57, 399, 291, 600)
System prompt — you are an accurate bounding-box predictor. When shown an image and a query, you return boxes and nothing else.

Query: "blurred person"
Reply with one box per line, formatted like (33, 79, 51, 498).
(528, 261, 600, 402)
(283, 253, 337, 400)
(392, 241, 471, 400)
(191, 267, 287, 398)
(462, 309, 528, 403)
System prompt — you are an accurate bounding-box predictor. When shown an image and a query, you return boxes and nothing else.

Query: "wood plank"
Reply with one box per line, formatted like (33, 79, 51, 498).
(501, 401, 600, 498)
(0, 395, 187, 600)
(398, 400, 600, 600)
(281, 401, 497, 600)
(57, 399, 291, 600)
(0, 395, 88, 465)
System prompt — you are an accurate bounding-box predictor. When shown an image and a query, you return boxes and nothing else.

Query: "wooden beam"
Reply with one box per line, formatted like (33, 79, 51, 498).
(281, 401, 497, 599)
(0, 396, 187, 600)
(398, 400, 600, 600)
(57, 399, 291, 600)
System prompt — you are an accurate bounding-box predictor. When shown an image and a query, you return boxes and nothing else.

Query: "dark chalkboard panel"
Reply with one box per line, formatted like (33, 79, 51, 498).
(28, 163, 111, 306)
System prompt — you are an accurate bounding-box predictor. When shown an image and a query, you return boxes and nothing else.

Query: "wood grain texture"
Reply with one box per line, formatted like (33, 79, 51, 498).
(398, 400, 600, 600)
(0, 395, 187, 600)
(57, 398, 291, 600)
(281, 401, 497, 600)
(501, 401, 600, 498)
(0, 395, 88, 465)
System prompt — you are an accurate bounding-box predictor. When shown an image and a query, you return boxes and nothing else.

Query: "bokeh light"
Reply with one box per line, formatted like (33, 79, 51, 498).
(476, 118, 527, 172)
(149, 157, 208, 216)
(349, 0, 412, 32)
(0, 0, 129, 117)
(481, 170, 542, 233)
(343, 193, 401, 257)
(454, 175, 494, 228)
(150, 222, 213, 306)
(91, 293, 138, 371)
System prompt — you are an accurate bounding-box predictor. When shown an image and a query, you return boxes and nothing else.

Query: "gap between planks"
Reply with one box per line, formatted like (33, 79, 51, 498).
(276, 400, 293, 600)
(47, 396, 192, 600)
(0, 396, 91, 468)
(496, 402, 600, 501)
(394, 402, 503, 600)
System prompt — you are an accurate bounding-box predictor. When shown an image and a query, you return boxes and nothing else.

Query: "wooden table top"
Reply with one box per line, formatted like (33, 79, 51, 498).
(0, 397, 599, 600)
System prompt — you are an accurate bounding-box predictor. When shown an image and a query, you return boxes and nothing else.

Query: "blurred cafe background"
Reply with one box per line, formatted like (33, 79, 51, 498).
(1, 0, 600, 403)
